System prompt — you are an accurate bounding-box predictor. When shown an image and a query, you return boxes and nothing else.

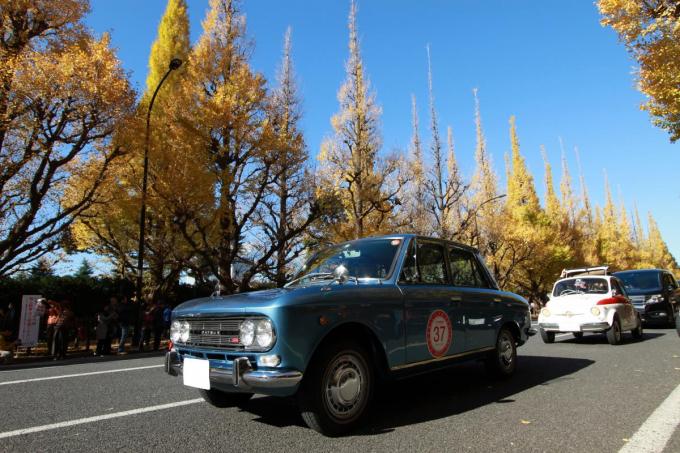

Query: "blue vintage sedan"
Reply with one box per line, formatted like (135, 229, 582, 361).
(166, 234, 533, 435)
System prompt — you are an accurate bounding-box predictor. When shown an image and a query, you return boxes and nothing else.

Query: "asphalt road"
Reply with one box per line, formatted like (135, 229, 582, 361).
(1, 326, 679, 453)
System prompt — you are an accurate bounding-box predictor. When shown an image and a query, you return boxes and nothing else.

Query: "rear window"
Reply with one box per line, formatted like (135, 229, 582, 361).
(614, 271, 662, 295)
(553, 278, 610, 297)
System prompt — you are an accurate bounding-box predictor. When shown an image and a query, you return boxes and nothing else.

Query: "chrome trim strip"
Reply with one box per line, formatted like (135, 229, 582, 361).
(390, 346, 495, 371)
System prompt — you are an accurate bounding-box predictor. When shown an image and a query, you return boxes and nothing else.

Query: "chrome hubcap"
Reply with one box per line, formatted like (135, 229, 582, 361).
(324, 354, 365, 420)
(500, 335, 514, 366)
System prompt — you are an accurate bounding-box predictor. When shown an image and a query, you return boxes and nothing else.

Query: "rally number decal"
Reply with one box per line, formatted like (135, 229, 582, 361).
(426, 309, 453, 358)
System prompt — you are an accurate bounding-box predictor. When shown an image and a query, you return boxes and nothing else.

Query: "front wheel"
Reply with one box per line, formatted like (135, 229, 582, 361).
(540, 328, 555, 344)
(485, 328, 517, 378)
(631, 315, 644, 341)
(297, 340, 373, 436)
(199, 389, 253, 408)
(607, 317, 622, 345)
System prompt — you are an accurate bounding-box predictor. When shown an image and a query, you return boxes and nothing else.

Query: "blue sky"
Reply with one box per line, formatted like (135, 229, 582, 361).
(82, 0, 680, 265)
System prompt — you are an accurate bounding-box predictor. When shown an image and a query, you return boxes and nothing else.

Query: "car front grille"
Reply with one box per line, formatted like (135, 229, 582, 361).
(177, 316, 245, 350)
(630, 296, 646, 307)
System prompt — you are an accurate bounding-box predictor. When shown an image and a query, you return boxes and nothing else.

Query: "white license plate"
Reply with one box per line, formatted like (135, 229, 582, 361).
(559, 323, 581, 332)
(183, 357, 210, 389)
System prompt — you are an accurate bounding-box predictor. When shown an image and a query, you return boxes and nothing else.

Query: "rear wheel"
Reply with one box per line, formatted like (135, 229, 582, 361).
(540, 328, 555, 344)
(485, 327, 517, 378)
(297, 340, 373, 436)
(199, 389, 253, 408)
(572, 332, 583, 339)
(606, 317, 622, 345)
(631, 315, 644, 340)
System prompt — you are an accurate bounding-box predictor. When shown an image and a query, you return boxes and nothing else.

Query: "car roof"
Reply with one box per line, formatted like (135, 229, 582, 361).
(358, 234, 480, 254)
(613, 269, 667, 275)
(555, 275, 613, 284)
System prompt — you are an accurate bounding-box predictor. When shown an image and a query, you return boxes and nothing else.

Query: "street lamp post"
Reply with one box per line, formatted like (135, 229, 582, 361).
(136, 58, 183, 303)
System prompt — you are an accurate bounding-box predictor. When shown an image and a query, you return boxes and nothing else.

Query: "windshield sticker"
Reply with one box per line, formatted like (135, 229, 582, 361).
(426, 310, 452, 358)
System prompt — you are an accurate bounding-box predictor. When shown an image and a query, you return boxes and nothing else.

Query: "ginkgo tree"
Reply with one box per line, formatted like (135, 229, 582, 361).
(0, 0, 134, 276)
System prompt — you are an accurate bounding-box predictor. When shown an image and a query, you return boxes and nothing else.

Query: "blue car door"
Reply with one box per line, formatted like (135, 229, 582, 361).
(448, 246, 499, 351)
(399, 239, 467, 365)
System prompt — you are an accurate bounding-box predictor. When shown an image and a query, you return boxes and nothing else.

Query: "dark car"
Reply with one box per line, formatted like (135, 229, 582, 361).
(165, 235, 533, 436)
(613, 269, 680, 327)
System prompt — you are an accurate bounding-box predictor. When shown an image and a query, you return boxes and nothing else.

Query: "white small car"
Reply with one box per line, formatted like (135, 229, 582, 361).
(538, 273, 643, 345)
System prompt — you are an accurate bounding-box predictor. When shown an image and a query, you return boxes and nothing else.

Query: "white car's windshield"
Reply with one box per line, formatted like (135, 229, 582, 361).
(553, 278, 610, 297)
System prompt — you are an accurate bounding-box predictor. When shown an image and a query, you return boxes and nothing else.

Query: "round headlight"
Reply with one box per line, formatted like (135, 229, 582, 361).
(255, 319, 274, 348)
(591, 306, 601, 317)
(240, 320, 255, 346)
(170, 320, 181, 343)
(179, 321, 190, 343)
(541, 308, 551, 317)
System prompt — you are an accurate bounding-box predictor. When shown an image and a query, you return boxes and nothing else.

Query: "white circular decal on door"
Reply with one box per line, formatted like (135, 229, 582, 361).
(426, 309, 453, 358)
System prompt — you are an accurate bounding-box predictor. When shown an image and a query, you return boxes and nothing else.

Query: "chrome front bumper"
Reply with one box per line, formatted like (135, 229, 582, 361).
(165, 351, 303, 394)
(539, 321, 610, 332)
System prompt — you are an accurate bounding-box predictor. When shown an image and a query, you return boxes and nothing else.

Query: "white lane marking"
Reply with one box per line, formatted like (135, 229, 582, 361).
(0, 398, 204, 439)
(0, 357, 161, 373)
(0, 365, 163, 386)
(619, 382, 680, 453)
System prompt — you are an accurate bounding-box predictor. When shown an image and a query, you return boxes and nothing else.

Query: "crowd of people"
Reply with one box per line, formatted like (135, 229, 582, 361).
(0, 296, 173, 364)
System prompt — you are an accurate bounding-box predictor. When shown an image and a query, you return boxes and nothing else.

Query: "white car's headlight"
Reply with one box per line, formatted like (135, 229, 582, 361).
(170, 320, 181, 343)
(179, 321, 190, 343)
(240, 320, 255, 346)
(255, 319, 274, 348)
(541, 308, 551, 317)
(591, 306, 601, 317)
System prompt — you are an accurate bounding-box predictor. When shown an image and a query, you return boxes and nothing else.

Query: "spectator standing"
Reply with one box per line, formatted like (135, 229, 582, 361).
(0, 329, 15, 364)
(105, 296, 119, 354)
(95, 308, 111, 356)
(6, 303, 17, 334)
(138, 302, 156, 352)
(45, 300, 61, 356)
(117, 296, 132, 354)
(162, 303, 172, 340)
(152, 300, 165, 351)
(52, 301, 74, 360)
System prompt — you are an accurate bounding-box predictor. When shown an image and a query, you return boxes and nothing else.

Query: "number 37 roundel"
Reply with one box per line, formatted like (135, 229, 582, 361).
(426, 309, 453, 358)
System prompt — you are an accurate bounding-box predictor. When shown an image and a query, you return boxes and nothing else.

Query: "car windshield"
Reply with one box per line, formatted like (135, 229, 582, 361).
(614, 271, 662, 295)
(288, 238, 402, 285)
(553, 277, 609, 296)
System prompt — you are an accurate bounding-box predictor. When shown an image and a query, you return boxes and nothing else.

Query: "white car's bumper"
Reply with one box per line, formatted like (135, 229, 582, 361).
(538, 313, 611, 333)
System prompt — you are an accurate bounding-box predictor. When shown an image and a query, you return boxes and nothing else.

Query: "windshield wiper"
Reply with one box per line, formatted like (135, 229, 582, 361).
(284, 272, 335, 288)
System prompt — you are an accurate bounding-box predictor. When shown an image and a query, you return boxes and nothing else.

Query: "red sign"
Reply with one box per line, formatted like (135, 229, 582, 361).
(426, 309, 452, 358)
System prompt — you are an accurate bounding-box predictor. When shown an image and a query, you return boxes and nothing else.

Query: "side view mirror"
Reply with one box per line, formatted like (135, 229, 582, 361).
(668, 285, 675, 293)
(334, 265, 349, 284)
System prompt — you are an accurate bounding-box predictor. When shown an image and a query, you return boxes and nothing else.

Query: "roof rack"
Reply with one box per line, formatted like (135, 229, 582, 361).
(560, 266, 610, 278)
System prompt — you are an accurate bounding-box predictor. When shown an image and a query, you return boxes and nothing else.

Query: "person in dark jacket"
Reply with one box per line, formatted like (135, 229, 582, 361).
(152, 300, 165, 351)
(52, 301, 74, 360)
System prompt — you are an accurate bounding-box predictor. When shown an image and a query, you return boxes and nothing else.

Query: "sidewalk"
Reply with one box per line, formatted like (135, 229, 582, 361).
(1, 340, 169, 371)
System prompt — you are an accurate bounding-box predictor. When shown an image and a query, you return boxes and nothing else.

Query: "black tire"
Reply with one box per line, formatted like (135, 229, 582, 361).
(540, 328, 555, 344)
(485, 328, 517, 378)
(199, 389, 253, 408)
(297, 340, 373, 436)
(675, 310, 680, 337)
(572, 332, 584, 339)
(631, 315, 644, 340)
(606, 317, 622, 345)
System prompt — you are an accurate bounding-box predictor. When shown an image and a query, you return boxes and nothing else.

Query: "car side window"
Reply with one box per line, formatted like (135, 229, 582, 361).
(416, 242, 448, 285)
(400, 240, 418, 283)
(448, 247, 488, 288)
(611, 279, 625, 297)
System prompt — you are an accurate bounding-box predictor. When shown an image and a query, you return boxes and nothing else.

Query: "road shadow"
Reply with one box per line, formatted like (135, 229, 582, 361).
(241, 355, 594, 434)
(556, 331, 664, 345)
(0, 350, 165, 371)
